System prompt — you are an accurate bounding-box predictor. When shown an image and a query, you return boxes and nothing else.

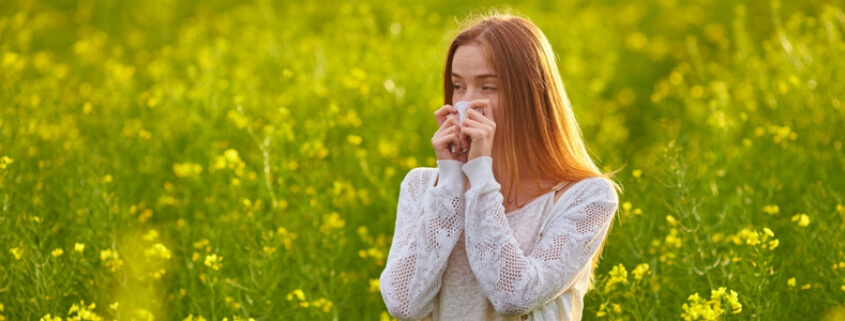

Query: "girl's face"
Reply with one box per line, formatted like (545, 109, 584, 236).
(451, 43, 500, 119)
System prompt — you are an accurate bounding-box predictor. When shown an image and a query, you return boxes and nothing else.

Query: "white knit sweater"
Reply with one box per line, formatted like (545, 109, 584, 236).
(380, 157, 619, 321)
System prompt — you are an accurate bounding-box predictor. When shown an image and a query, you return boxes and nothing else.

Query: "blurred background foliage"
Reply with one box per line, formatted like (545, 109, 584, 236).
(1, 0, 844, 319)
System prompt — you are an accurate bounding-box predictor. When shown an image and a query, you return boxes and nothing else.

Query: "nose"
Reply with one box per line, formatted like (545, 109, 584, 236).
(459, 87, 483, 102)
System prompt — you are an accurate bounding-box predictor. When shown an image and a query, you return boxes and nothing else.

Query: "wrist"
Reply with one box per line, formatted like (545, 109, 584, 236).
(462, 156, 495, 188)
(436, 160, 466, 189)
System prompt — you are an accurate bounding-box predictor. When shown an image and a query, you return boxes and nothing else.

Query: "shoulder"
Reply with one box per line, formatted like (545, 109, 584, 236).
(553, 177, 619, 213)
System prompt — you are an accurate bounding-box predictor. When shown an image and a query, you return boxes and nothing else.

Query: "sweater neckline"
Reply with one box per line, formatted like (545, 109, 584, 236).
(504, 188, 558, 215)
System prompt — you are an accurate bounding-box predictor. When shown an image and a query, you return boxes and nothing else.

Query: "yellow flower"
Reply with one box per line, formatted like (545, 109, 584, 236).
(0, 156, 13, 169)
(665, 229, 682, 248)
(787, 277, 796, 287)
(801, 284, 811, 290)
(311, 298, 333, 313)
(666, 215, 678, 226)
(100, 249, 124, 272)
(622, 202, 632, 213)
(144, 243, 172, 260)
(183, 315, 208, 321)
(347, 135, 362, 145)
(791, 213, 810, 227)
(51, 248, 64, 257)
(39, 314, 62, 321)
(263, 246, 276, 256)
(224, 149, 241, 163)
(74, 243, 86, 253)
(286, 289, 306, 301)
(762, 204, 779, 215)
(603, 264, 628, 293)
(632, 169, 642, 178)
(67, 300, 101, 320)
(10, 247, 23, 260)
(110, 302, 119, 310)
(204, 254, 222, 270)
(142, 229, 159, 242)
(369, 278, 380, 293)
(632, 263, 651, 281)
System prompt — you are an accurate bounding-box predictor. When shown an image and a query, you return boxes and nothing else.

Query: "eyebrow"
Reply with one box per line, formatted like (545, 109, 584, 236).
(451, 72, 497, 80)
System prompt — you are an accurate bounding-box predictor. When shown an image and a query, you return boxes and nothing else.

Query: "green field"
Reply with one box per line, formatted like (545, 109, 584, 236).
(2, 0, 844, 320)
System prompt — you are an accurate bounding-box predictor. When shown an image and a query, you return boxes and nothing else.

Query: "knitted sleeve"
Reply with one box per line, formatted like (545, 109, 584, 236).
(380, 160, 467, 320)
(461, 156, 619, 316)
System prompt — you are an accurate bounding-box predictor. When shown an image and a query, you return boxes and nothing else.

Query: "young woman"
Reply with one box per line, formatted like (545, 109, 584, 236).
(380, 13, 621, 321)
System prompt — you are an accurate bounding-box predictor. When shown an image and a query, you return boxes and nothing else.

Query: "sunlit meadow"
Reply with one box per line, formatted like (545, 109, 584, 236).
(1, 0, 844, 320)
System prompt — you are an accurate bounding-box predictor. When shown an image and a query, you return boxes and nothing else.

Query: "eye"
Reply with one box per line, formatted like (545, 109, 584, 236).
(483, 86, 497, 91)
(452, 84, 465, 91)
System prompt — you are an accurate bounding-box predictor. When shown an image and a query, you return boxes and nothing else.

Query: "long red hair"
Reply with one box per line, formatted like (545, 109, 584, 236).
(442, 12, 622, 290)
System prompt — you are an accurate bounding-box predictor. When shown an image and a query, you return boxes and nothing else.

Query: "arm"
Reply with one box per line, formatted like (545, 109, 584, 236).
(380, 161, 466, 320)
(461, 157, 619, 316)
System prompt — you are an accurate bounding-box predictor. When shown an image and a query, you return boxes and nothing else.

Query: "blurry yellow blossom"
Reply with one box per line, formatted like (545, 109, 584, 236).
(68, 300, 102, 321)
(40, 314, 62, 321)
(287, 289, 306, 302)
(100, 249, 124, 272)
(665, 228, 682, 248)
(666, 215, 678, 226)
(632, 263, 651, 281)
(801, 284, 811, 290)
(369, 278, 380, 293)
(0, 156, 12, 169)
(74, 243, 86, 253)
(263, 246, 276, 256)
(173, 162, 203, 178)
(596, 303, 608, 317)
(603, 263, 628, 293)
(204, 254, 222, 270)
(311, 298, 333, 313)
(10, 247, 23, 260)
(762, 205, 779, 215)
(787, 277, 796, 288)
(791, 213, 810, 227)
(320, 212, 346, 234)
(632, 169, 642, 178)
(727, 227, 778, 250)
(145, 243, 172, 260)
(183, 315, 207, 321)
(143, 229, 159, 242)
(381, 311, 397, 321)
(51, 248, 64, 257)
(837, 204, 843, 215)
(109, 302, 119, 310)
(358, 247, 386, 265)
(680, 287, 741, 320)
(347, 135, 362, 145)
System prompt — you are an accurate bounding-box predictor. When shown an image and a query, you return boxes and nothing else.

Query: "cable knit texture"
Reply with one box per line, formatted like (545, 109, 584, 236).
(381, 157, 619, 321)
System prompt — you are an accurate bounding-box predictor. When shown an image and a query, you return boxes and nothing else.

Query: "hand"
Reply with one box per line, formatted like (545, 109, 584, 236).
(460, 99, 496, 161)
(432, 105, 468, 162)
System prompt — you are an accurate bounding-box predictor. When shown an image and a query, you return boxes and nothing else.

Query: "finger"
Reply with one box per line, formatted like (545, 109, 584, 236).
(466, 107, 494, 125)
(461, 126, 482, 141)
(434, 105, 457, 126)
(469, 99, 494, 122)
(461, 116, 490, 130)
(434, 122, 457, 138)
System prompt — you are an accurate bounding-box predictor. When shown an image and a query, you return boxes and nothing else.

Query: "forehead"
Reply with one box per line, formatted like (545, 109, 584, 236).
(451, 43, 495, 76)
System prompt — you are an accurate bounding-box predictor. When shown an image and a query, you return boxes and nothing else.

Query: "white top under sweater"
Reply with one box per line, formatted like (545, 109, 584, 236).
(380, 157, 619, 321)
